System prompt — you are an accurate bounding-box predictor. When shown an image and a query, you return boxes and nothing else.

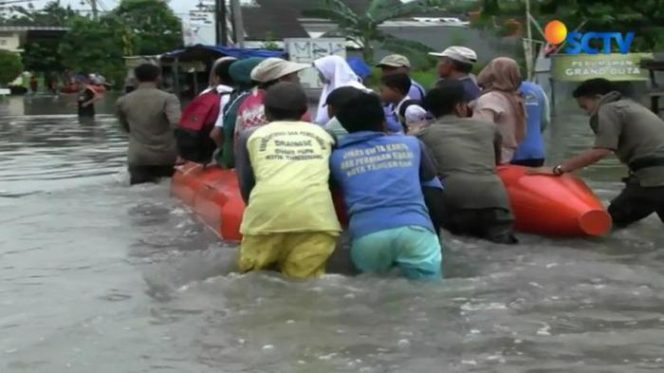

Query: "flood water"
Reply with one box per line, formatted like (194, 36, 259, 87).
(1, 94, 664, 373)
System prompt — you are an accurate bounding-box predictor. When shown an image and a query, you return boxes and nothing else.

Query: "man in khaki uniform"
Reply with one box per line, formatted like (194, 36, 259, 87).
(419, 80, 517, 244)
(542, 78, 664, 227)
(116, 64, 181, 185)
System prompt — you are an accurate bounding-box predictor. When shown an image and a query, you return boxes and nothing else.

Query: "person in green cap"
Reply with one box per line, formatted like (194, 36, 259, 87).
(210, 57, 264, 169)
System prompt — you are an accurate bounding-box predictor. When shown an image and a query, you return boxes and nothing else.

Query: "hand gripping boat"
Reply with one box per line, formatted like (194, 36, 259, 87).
(171, 163, 612, 241)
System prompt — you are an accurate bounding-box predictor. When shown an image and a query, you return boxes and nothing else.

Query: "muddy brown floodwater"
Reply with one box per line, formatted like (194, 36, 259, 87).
(1, 94, 664, 373)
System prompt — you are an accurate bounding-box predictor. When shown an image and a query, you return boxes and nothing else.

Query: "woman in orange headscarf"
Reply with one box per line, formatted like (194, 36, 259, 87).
(472, 57, 526, 164)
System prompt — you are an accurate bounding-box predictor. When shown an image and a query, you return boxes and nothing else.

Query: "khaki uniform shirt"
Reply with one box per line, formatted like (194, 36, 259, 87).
(418, 115, 511, 210)
(116, 83, 180, 166)
(592, 92, 664, 187)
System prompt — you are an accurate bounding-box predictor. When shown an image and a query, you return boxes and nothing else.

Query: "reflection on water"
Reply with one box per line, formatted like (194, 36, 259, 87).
(1, 95, 663, 373)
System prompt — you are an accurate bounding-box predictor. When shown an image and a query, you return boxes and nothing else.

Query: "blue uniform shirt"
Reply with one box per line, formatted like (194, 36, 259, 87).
(330, 132, 438, 239)
(513, 81, 550, 161)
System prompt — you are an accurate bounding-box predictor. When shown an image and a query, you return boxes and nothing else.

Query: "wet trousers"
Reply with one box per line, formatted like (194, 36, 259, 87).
(609, 178, 664, 227)
(129, 165, 175, 185)
(238, 232, 338, 279)
(442, 207, 518, 244)
(351, 226, 443, 280)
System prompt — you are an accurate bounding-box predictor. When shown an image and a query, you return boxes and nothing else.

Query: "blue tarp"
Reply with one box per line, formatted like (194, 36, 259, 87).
(162, 44, 286, 59)
(347, 56, 372, 79)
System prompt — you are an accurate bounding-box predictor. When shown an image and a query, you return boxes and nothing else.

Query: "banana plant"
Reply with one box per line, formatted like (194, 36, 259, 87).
(304, 0, 444, 65)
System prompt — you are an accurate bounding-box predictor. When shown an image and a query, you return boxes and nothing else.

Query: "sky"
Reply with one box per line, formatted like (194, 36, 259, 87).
(23, 0, 205, 18)
(20, 0, 412, 18)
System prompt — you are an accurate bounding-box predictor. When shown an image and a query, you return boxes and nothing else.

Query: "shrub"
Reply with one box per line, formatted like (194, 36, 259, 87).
(0, 51, 24, 86)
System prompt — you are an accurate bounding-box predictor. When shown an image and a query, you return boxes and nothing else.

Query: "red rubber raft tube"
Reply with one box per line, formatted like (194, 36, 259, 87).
(171, 163, 612, 240)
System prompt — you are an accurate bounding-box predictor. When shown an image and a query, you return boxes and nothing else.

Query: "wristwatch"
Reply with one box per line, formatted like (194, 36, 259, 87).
(553, 164, 565, 175)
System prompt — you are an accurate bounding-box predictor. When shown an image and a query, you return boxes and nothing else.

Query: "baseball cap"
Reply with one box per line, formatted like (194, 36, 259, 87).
(429, 46, 478, 64)
(250, 58, 310, 83)
(377, 54, 411, 68)
(264, 82, 308, 111)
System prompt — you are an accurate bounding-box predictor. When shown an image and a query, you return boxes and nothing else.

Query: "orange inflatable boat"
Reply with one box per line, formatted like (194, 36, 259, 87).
(171, 163, 612, 241)
(497, 165, 611, 236)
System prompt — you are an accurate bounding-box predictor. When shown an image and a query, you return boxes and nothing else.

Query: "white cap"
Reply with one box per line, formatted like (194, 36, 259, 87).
(250, 58, 310, 83)
(405, 105, 429, 126)
(429, 46, 478, 64)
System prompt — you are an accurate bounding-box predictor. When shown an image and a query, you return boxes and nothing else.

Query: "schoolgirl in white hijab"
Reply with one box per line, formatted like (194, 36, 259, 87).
(313, 55, 367, 124)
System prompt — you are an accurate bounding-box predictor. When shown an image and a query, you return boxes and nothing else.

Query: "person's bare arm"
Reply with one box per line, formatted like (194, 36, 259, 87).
(531, 148, 613, 175)
(532, 105, 618, 175)
(210, 127, 223, 146)
(235, 130, 256, 203)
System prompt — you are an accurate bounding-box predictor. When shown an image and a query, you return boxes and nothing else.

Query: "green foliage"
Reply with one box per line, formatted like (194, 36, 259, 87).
(477, 0, 664, 52)
(22, 40, 64, 73)
(364, 66, 438, 91)
(0, 51, 24, 85)
(305, 0, 443, 64)
(3, 1, 77, 72)
(0, 0, 184, 88)
(58, 16, 126, 87)
(111, 0, 183, 56)
(2, 0, 77, 26)
(262, 31, 280, 50)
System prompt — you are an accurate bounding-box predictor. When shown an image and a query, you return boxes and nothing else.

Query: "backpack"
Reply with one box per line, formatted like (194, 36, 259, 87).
(175, 90, 230, 163)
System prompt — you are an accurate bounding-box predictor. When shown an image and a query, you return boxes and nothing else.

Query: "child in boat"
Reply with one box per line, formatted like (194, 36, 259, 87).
(329, 91, 443, 280)
(379, 73, 415, 133)
(323, 86, 364, 140)
(540, 78, 664, 228)
(234, 82, 341, 279)
(212, 57, 264, 168)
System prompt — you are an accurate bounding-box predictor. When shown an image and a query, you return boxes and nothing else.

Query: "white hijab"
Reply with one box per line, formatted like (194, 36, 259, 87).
(313, 55, 366, 124)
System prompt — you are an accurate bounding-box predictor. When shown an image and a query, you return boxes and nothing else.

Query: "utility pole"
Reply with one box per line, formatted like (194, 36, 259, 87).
(230, 0, 244, 48)
(215, 0, 228, 46)
(90, 0, 98, 20)
(524, 0, 534, 80)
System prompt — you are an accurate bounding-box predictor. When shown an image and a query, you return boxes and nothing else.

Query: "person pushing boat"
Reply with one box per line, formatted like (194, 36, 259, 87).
(419, 80, 518, 244)
(539, 78, 664, 228)
(329, 91, 443, 280)
(235, 82, 341, 278)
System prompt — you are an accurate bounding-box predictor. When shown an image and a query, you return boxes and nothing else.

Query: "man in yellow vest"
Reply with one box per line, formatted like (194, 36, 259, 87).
(234, 82, 341, 279)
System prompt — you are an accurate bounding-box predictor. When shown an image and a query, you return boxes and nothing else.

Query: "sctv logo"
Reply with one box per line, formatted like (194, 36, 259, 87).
(544, 20, 635, 54)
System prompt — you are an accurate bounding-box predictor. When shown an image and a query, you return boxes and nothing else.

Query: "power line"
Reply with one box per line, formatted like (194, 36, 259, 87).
(0, 0, 35, 5)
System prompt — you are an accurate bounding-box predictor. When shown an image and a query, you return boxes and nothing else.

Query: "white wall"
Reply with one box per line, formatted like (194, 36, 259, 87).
(0, 32, 22, 52)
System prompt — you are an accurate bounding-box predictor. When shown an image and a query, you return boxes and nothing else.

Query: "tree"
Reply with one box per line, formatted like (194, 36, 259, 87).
(3, 0, 77, 27)
(22, 40, 65, 73)
(0, 51, 23, 86)
(304, 0, 443, 65)
(2, 1, 78, 73)
(111, 0, 183, 56)
(476, 0, 664, 52)
(58, 16, 126, 86)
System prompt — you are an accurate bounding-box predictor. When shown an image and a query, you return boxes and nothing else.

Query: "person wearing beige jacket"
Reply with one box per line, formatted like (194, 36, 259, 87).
(116, 63, 181, 185)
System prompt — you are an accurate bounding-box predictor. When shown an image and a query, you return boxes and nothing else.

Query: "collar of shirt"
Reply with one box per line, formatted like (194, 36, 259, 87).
(216, 84, 234, 94)
(394, 95, 412, 116)
(137, 82, 158, 89)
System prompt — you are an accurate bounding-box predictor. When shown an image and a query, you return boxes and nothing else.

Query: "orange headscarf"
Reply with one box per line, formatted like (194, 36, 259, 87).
(477, 57, 526, 142)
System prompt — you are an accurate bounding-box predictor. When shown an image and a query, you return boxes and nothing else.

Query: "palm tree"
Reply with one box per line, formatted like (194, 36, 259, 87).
(304, 0, 444, 64)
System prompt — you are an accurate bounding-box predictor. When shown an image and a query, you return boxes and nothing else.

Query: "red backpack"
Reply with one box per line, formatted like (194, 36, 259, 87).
(179, 90, 221, 131)
(175, 90, 228, 163)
